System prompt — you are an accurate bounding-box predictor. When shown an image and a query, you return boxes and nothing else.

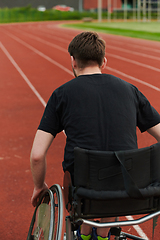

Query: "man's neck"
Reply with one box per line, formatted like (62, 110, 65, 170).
(78, 66, 102, 76)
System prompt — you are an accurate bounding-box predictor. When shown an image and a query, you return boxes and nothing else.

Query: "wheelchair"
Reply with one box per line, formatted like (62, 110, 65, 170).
(27, 142, 160, 240)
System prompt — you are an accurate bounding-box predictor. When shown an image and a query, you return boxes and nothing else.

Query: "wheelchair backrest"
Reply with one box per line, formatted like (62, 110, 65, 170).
(71, 143, 160, 217)
(74, 142, 160, 198)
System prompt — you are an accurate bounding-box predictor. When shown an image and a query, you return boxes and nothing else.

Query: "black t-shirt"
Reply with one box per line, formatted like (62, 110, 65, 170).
(38, 74, 160, 173)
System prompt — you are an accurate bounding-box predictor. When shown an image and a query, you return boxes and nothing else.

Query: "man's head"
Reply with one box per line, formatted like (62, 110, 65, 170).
(68, 31, 106, 71)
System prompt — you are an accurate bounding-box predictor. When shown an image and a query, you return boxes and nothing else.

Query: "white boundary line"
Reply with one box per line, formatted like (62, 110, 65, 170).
(107, 53, 160, 73)
(102, 37, 160, 54)
(107, 45, 160, 61)
(126, 216, 149, 240)
(15, 30, 67, 53)
(0, 41, 46, 107)
(106, 66, 160, 92)
(3, 31, 74, 77)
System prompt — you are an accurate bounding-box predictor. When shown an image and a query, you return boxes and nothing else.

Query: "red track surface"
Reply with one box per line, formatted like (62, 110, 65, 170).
(0, 21, 160, 239)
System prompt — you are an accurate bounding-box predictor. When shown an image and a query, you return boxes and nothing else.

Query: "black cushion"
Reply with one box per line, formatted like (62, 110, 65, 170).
(73, 143, 160, 217)
(74, 143, 160, 197)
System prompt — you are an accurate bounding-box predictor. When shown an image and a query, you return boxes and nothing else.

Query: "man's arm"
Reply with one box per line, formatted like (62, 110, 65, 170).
(147, 123, 160, 142)
(30, 129, 54, 207)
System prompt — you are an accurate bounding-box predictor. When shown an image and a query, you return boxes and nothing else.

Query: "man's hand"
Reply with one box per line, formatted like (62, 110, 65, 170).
(31, 182, 48, 207)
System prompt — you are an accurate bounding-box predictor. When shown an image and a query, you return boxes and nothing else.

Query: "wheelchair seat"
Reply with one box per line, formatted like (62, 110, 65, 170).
(63, 143, 160, 239)
(64, 142, 160, 218)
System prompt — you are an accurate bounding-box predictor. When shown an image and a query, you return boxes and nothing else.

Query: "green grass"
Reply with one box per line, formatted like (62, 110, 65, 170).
(0, 6, 99, 23)
(63, 21, 160, 42)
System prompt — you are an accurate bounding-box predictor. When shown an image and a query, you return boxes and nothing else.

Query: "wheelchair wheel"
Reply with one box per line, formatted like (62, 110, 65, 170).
(27, 185, 65, 240)
(50, 184, 65, 240)
(27, 189, 54, 240)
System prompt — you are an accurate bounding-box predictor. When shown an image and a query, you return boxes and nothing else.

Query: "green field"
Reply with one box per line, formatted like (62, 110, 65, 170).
(63, 21, 160, 42)
(0, 6, 99, 23)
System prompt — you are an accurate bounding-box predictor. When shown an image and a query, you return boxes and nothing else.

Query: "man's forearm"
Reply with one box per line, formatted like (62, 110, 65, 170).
(30, 130, 54, 189)
(30, 156, 46, 189)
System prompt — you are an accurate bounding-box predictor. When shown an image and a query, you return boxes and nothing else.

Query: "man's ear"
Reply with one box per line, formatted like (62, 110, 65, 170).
(101, 57, 107, 69)
(71, 56, 77, 68)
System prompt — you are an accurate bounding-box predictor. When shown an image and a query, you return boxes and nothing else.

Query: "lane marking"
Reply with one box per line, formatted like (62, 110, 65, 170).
(101, 35, 160, 54)
(2, 31, 73, 76)
(107, 53, 160, 73)
(106, 66, 160, 92)
(107, 45, 160, 61)
(0, 41, 67, 138)
(26, 25, 69, 43)
(126, 216, 149, 240)
(0, 42, 46, 107)
(21, 31, 68, 53)
(17, 30, 67, 53)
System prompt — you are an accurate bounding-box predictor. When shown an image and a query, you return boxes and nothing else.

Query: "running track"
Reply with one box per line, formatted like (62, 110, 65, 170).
(0, 21, 160, 240)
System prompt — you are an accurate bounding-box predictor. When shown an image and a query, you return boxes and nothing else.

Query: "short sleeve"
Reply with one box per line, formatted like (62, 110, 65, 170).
(137, 90, 160, 132)
(38, 91, 64, 137)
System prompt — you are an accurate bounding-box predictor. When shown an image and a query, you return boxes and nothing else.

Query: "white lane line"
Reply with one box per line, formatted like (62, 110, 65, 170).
(0, 42, 46, 107)
(25, 25, 69, 43)
(3, 31, 74, 77)
(13, 30, 67, 53)
(126, 41, 160, 53)
(106, 66, 160, 92)
(0, 41, 66, 137)
(107, 45, 160, 61)
(126, 216, 149, 240)
(102, 36, 160, 54)
(107, 53, 160, 73)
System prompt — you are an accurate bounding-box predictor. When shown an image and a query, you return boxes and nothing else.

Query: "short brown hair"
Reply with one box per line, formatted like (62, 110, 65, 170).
(68, 31, 106, 68)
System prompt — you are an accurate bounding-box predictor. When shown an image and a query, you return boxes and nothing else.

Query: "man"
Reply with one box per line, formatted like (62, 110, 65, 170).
(30, 32, 160, 240)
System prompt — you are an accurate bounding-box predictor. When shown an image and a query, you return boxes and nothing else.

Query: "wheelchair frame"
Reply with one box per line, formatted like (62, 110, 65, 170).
(26, 183, 160, 240)
(27, 143, 160, 240)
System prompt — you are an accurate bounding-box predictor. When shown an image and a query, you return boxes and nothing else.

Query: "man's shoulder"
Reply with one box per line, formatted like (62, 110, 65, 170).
(52, 77, 82, 99)
(58, 77, 80, 88)
(101, 74, 135, 86)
